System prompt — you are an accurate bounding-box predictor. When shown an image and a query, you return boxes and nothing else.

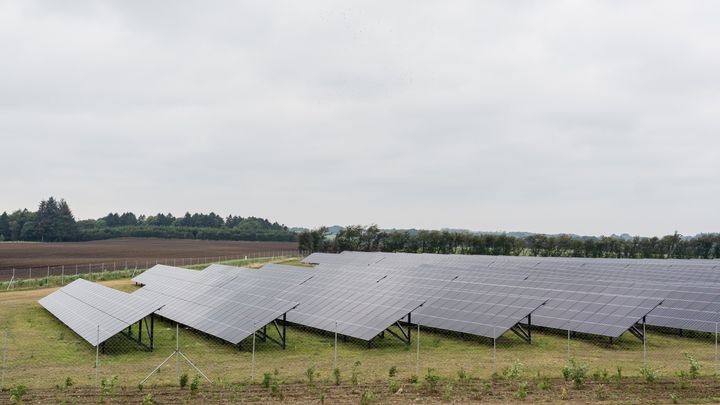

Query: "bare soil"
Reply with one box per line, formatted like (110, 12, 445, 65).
(12, 377, 720, 404)
(0, 238, 298, 270)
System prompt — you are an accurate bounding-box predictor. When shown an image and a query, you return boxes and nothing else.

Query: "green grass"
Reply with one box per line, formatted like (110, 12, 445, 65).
(2, 284, 717, 390)
(1, 256, 717, 390)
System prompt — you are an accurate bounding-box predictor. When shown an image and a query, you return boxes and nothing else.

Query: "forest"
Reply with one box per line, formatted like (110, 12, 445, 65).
(0, 197, 297, 242)
(298, 225, 720, 259)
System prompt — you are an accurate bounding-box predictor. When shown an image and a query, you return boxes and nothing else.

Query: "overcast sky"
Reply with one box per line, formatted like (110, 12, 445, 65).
(1, 1, 719, 236)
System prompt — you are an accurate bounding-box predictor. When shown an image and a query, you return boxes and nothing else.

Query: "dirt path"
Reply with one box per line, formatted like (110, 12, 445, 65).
(0, 279, 133, 302)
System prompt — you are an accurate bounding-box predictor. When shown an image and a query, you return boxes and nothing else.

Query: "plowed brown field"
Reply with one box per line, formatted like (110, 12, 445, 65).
(0, 238, 298, 270)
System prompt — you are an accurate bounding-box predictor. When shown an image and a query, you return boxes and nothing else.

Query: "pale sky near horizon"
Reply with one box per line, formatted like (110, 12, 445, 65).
(1, 1, 719, 237)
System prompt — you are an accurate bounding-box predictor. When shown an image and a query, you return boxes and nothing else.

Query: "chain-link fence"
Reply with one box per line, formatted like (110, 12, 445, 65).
(0, 250, 305, 290)
(1, 315, 718, 393)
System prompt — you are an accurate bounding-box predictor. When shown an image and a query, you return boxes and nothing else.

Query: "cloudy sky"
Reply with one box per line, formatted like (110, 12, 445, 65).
(1, 1, 718, 236)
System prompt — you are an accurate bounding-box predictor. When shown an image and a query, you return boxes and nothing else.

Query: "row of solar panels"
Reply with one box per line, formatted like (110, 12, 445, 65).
(40, 251, 718, 350)
(305, 252, 720, 284)
(305, 252, 720, 334)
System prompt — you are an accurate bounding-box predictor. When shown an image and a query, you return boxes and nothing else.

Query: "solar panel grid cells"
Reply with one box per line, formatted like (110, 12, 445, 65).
(39, 279, 162, 346)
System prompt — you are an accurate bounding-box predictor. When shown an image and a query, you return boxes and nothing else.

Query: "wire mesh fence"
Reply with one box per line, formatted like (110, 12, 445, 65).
(0, 250, 305, 290)
(1, 318, 718, 393)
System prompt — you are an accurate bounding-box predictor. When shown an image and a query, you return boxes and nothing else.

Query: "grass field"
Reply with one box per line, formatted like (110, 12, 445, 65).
(2, 258, 720, 403)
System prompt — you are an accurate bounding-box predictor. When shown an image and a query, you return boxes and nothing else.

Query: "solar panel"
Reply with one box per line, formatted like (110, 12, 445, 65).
(132, 264, 303, 345)
(39, 279, 162, 346)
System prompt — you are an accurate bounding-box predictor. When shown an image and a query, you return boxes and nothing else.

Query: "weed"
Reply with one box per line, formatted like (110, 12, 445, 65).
(320, 390, 326, 405)
(179, 372, 189, 388)
(388, 365, 397, 378)
(561, 386, 568, 401)
(639, 365, 658, 383)
(100, 375, 118, 401)
(190, 374, 200, 394)
(503, 359, 524, 380)
(360, 390, 376, 405)
(538, 380, 552, 391)
(481, 380, 492, 394)
(592, 368, 609, 382)
(63, 377, 73, 389)
(670, 393, 679, 404)
(9, 385, 27, 404)
(351, 361, 362, 389)
(457, 368, 467, 381)
(333, 368, 341, 385)
(594, 384, 608, 400)
(262, 372, 272, 389)
(562, 358, 588, 387)
(387, 378, 400, 393)
(142, 393, 155, 405)
(305, 365, 316, 385)
(270, 378, 284, 400)
(443, 383, 454, 401)
(425, 368, 441, 392)
(409, 374, 419, 384)
(685, 353, 701, 379)
(516, 381, 528, 400)
(615, 366, 622, 381)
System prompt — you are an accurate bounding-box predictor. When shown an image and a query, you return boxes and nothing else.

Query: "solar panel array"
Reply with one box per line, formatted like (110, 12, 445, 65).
(280, 263, 546, 339)
(305, 251, 720, 336)
(132, 265, 303, 344)
(39, 279, 163, 346)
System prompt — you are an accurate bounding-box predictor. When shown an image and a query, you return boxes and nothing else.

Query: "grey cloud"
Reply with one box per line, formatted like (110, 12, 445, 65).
(1, 0, 719, 236)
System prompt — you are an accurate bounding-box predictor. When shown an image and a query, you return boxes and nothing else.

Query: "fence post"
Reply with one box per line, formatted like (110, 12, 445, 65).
(333, 321, 338, 370)
(715, 322, 718, 375)
(75, 264, 78, 276)
(642, 322, 647, 365)
(567, 329, 571, 360)
(1, 328, 7, 389)
(95, 325, 100, 385)
(492, 326, 496, 374)
(252, 321, 256, 382)
(416, 324, 420, 377)
(29, 267, 32, 279)
(61, 265, 64, 285)
(176, 324, 180, 382)
(47, 266, 50, 278)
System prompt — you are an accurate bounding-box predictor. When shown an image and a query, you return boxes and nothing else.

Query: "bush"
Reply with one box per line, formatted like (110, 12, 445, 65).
(179, 373, 189, 388)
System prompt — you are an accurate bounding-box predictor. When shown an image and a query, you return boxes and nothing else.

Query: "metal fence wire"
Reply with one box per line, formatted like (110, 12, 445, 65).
(1, 317, 718, 392)
(0, 250, 305, 290)
(2, 257, 720, 401)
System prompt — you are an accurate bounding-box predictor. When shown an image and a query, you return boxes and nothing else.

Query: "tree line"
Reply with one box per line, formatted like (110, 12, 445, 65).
(299, 225, 720, 259)
(0, 197, 297, 242)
